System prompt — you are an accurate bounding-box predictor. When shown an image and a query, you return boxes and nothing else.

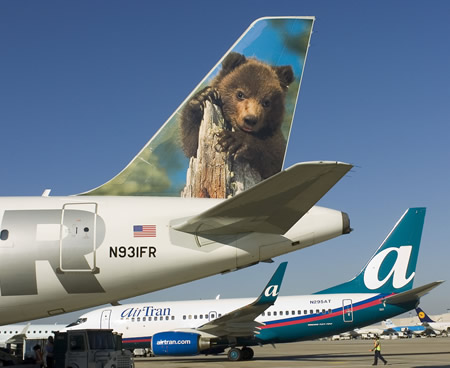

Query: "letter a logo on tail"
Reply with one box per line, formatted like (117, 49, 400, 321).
(254, 262, 287, 306)
(314, 208, 425, 295)
(364, 245, 415, 290)
(264, 285, 280, 298)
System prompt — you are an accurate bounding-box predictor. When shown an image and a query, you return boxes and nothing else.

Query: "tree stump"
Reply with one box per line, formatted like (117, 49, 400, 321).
(181, 101, 261, 198)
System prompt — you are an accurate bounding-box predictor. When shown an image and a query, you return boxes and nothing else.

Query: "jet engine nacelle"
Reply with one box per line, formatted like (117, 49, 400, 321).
(151, 331, 211, 356)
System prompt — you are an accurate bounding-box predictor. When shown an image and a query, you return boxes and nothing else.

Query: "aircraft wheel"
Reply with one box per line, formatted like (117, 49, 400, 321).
(227, 347, 242, 361)
(241, 347, 254, 360)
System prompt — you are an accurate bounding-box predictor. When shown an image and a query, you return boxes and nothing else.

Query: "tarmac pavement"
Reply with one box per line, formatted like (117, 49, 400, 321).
(134, 337, 450, 368)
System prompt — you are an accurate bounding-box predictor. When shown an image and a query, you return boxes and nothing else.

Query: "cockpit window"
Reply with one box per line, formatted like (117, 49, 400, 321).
(66, 318, 87, 328)
(0, 230, 8, 241)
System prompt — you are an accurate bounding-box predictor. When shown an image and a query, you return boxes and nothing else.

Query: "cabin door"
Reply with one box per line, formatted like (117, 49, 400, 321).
(59, 203, 98, 272)
(342, 299, 353, 322)
(100, 309, 112, 329)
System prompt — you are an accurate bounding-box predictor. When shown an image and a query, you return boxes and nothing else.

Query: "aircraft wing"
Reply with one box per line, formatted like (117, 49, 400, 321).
(383, 281, 444, 305)
(197, 262, 287, 337)
(5, 333, 27, 344)
(173, 161, 352, 235)
(4, 324, 29, 344)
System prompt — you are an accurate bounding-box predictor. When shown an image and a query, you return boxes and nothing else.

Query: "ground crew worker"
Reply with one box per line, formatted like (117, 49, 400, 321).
(370, 335, 387, 365)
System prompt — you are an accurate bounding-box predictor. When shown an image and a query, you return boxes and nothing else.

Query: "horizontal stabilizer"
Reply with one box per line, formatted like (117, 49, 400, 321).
(383, 281, 444, 305)
(173, 161, 352, 235)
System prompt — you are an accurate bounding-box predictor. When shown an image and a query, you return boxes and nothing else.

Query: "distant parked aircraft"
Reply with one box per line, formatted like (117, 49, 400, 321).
(416, 307, 450, 335)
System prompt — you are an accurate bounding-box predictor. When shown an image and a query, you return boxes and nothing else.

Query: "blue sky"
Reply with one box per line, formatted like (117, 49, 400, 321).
(1, 0, 449, 324)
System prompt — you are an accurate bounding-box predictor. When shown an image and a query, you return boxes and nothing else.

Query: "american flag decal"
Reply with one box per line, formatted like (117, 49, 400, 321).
(133, 225, 156, 237)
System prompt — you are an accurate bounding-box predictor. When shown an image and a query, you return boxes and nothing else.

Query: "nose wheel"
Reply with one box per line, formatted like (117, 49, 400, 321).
(227, 347, 254, 361)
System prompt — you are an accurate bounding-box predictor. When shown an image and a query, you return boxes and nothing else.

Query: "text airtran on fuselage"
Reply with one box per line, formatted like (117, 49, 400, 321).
(120, 306, 171, 319)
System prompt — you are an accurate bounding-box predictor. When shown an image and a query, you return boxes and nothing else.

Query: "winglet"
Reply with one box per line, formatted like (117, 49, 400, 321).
(253, 262, 287, 306)
(197, 262, 287, 337)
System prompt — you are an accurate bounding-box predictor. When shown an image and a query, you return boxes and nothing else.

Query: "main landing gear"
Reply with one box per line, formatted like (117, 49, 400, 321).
(227, 347, 254, 361)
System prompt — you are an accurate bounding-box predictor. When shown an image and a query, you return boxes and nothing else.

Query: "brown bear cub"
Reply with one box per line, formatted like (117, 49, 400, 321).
(180, 52, 294, 179)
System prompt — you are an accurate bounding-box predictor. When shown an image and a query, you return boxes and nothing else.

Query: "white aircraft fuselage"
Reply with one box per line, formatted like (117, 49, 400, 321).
(0, 324, 66, 347)
(0, 196, 347, 324)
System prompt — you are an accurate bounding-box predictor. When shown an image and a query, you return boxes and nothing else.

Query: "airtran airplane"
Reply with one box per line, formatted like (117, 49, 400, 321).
(66, 208, 442, 361)
(0, 17, 352, 324)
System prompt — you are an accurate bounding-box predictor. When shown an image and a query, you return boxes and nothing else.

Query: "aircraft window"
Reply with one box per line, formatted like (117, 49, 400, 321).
(218, 314, 222, 317)
(84, 227, 89, 233)
(285, 311, 289, 315)
(143, 317, 146, 321)
(137, 317, 140, 322)
(316, 309, 320, 314)
(328, 309, 332, 313)
(280, 311, 283, 316)
(310, 310, 313, 314)
(131, 318, 135, 322)
(267, 312, 271, 316)
(171, 316, 175, 320)
(304, 310, 307, 315)
(0, 230, 8, 241)
(159, 316, 163, 321)
(188, 315, 192, 319)
(322, 309, 326, 314)
(165, 316, 169, 321)
(183, 315, 186, 320)
(262, 312, 265, 317)
(292, 310, 296, 315)
(273, 312, 277, 316)
(194, 315, 197, 320)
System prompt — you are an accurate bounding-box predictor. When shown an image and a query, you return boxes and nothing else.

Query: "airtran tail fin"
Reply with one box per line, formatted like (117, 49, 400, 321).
(79, 17, 314, 198)
(315, 208, 426, 295)
(416, 307, 435, 323)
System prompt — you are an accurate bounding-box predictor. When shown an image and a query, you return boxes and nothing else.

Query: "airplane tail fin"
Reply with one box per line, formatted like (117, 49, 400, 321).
(416, 307, 435, 323)
(315, 208, 426, 295)
(383, 319, 395, 328)
(79, 17, 314, 198)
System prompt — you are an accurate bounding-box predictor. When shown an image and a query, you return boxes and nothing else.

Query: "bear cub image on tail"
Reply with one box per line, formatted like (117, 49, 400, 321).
(180, 52, 294, 180)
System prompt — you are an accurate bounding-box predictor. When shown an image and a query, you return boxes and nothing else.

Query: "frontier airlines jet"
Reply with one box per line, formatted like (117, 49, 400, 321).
(0, 17, 351, 324)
